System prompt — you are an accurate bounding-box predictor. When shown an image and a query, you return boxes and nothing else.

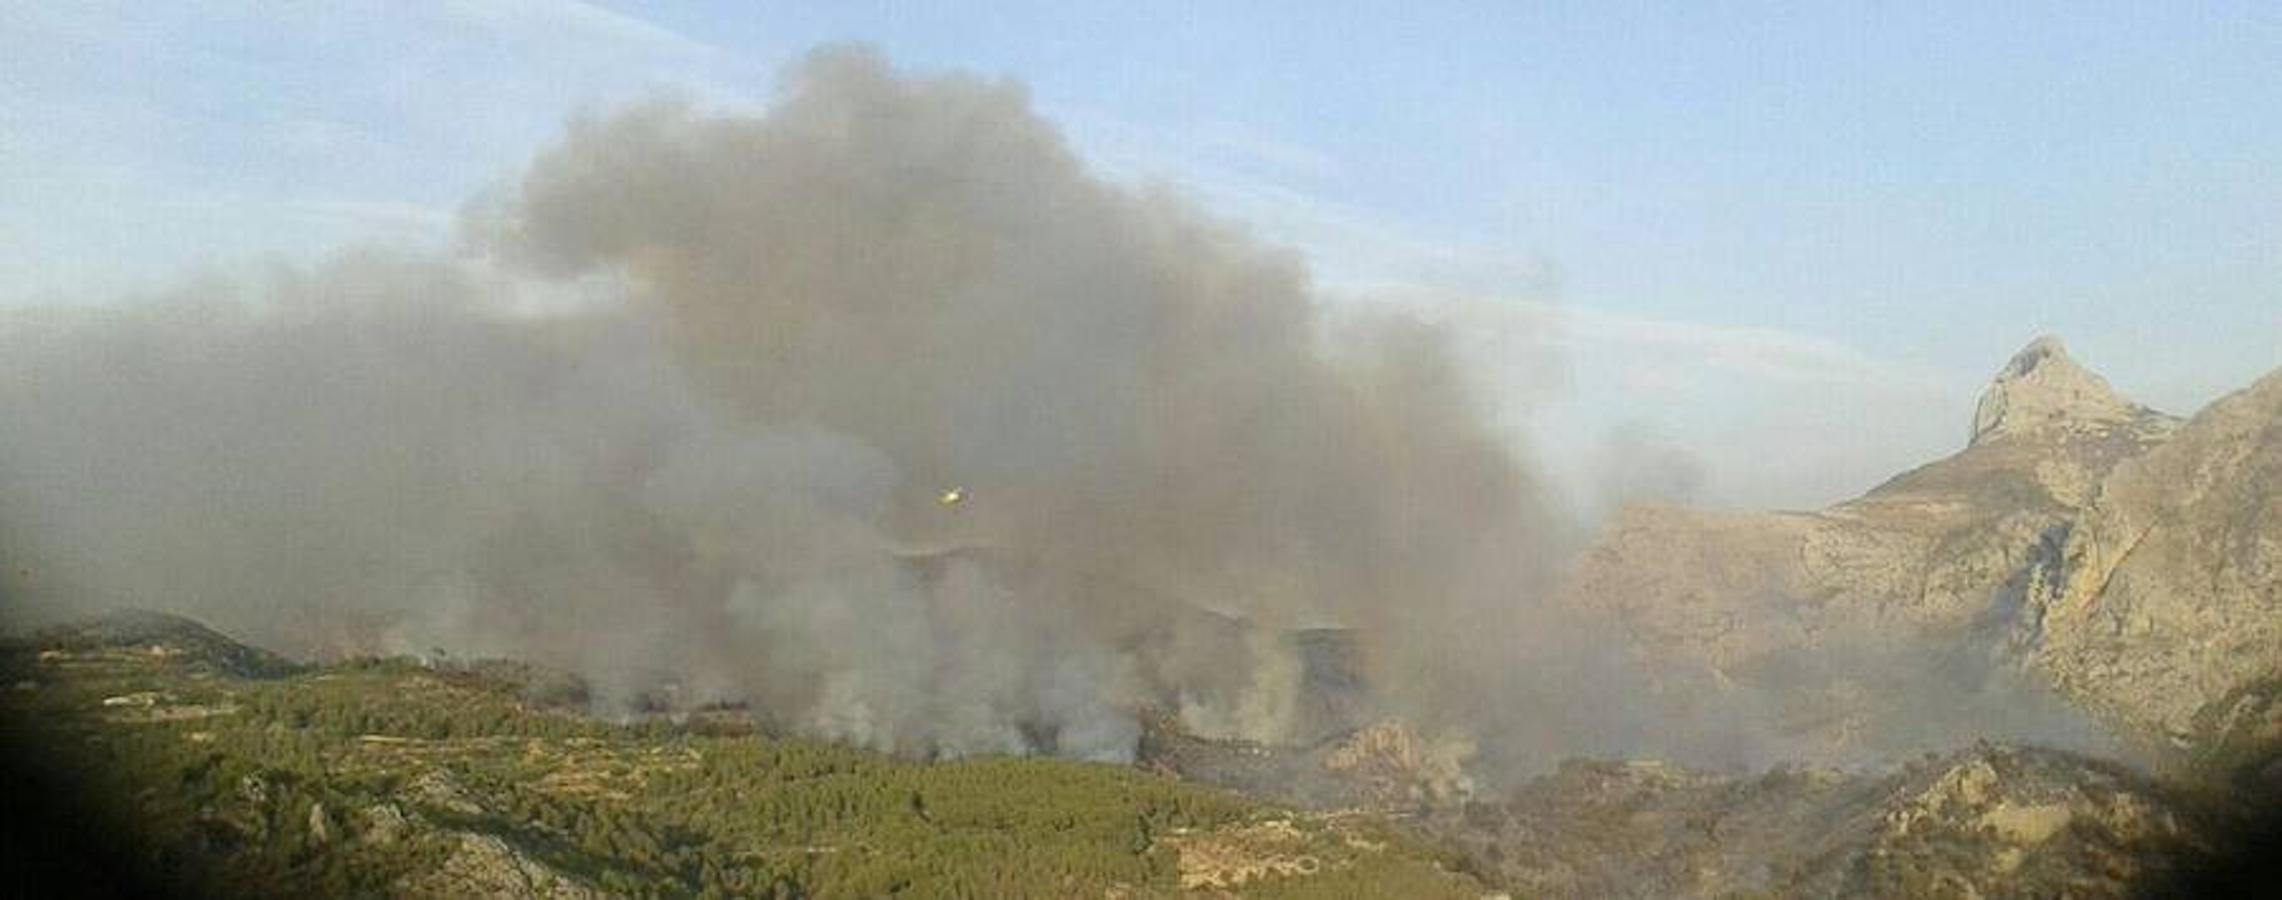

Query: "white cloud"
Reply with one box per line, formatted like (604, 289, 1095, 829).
(1557, 306, 1948, 392)
(435, 0, 727, 60)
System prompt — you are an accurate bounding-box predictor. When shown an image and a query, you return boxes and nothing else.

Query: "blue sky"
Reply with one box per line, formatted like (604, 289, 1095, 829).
(4, 2, 2277, 510)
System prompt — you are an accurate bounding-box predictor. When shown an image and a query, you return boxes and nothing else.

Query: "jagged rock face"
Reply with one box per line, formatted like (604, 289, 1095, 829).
(1565, 338, 2178, 757)
(1430, 744, 2215, 900)
(2024, 368, 2282, 748)
(1969, 336, 2165, 449)
(1851, 338, 2173, 522)
(1567, 335, 2282, 769)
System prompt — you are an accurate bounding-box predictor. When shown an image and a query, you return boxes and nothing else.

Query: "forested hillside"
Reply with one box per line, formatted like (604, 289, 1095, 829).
(0, 611, 1485, 898)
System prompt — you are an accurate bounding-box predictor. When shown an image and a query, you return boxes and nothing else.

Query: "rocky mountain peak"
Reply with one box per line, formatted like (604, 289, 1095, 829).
(1969, 336, 2146, 447)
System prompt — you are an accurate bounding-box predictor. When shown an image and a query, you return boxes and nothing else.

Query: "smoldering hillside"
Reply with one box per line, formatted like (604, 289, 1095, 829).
(2, 49, 1564, 763)
(0, 49, 2110, 777)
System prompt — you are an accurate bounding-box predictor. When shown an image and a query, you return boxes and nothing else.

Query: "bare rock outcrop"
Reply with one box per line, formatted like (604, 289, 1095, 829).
(1565, 338, 2180, 756)
(1969, 335, 2165, 451)
(397, 831, 608, 900)
(2023, 367, 2282, 749)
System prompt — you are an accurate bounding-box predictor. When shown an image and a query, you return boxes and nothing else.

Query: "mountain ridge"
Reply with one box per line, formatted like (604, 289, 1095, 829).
(2020, 364, 2282, 749)
(1567, 337, 2276, 766)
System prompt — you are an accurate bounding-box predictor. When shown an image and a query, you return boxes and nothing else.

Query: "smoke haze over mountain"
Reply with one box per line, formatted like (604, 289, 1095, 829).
(0, 49, 2119, 777)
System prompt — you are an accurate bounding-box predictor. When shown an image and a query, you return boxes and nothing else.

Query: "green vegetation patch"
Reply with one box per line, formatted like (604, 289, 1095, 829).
(0, 630, 1482, 898)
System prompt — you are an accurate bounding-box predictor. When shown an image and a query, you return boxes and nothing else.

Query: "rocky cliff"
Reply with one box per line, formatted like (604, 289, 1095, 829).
(2021, 367, 2282, 751)
(1565, 337, 2282, 764)
(1968, 335, 2168, 452)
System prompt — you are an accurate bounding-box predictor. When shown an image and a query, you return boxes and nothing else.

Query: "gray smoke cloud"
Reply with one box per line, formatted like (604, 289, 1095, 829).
(0, 48, 2123, 776)
(0, 49, 1571, 764)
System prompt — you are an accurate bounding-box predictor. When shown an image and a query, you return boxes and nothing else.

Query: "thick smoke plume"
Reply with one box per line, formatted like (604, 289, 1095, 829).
(0, 50, 1567, 764)
(0, 49, 2116, 775)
